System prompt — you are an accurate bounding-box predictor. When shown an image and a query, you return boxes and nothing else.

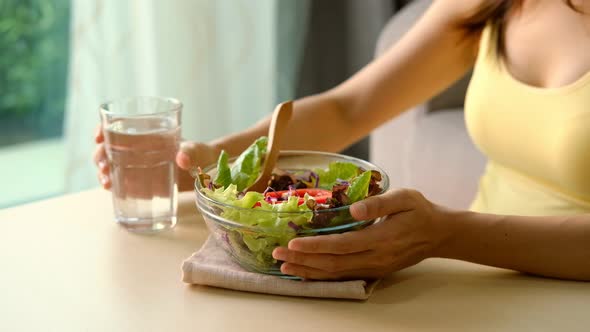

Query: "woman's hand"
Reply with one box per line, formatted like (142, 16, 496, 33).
(272, 189, 448, 280)
(93, 125, 113, 190)
(93, 124, 220, 192)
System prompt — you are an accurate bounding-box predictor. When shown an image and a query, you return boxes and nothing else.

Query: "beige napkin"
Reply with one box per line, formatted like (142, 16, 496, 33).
(182, 236, 379, 300)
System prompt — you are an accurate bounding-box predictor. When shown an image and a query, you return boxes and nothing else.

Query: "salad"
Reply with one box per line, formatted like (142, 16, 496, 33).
(197, 137, 384, 270)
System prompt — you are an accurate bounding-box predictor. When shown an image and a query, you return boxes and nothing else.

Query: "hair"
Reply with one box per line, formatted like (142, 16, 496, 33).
(460, 0, 582, 58)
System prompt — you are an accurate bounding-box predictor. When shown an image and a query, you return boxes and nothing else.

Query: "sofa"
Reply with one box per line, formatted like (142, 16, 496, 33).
(369, 0, 487, 210)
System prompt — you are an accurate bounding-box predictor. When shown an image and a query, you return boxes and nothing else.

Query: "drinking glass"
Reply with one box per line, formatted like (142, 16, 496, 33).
(100, 96, 182, 232)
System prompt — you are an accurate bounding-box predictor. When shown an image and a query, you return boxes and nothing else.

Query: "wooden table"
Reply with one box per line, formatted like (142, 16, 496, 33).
(1, 189, 588, 331)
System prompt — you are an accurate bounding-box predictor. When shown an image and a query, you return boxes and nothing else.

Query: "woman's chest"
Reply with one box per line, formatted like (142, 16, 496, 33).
(465, 69, 590, 200)
(504, 0, 590, 89)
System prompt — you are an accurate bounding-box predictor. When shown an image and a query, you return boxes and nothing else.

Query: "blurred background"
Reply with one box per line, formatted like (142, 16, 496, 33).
(0, 0, 410, 208)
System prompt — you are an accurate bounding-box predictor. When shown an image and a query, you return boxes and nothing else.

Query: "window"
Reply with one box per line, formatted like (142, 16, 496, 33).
(0, 0, 70, 207)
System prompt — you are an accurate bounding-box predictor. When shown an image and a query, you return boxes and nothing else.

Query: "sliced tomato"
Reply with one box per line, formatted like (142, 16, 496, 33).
(256, 188, 332, 206)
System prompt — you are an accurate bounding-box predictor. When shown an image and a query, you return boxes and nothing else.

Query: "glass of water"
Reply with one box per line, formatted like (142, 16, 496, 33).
(100, 96, 182, 232)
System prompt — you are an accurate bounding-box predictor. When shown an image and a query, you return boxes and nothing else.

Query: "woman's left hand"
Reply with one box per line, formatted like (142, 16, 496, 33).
(272, 189, 448, 280)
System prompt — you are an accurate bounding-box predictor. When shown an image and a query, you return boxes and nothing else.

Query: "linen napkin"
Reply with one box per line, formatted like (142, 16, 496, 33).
(182, 236, 379, 300)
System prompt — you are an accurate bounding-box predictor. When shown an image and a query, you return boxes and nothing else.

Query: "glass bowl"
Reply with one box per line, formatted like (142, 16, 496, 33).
(194, 151, 390, 278)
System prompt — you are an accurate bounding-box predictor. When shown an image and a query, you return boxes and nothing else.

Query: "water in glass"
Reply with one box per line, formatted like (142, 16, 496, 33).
(104, 117, 180, 232)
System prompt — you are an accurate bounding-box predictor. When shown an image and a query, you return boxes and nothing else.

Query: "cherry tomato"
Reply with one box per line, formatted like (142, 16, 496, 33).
(254, 188, 332, 207)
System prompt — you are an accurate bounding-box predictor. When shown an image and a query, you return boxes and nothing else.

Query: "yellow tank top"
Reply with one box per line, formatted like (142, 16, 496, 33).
(465, 24, 590, 216)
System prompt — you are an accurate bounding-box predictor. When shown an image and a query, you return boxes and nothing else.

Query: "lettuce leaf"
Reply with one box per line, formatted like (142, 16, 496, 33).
(229, 136, 268, 191)
(315, 161, 360, 189)
(202, 184, 247, 206)
(346, 170, 372, 203)
(201, 184, 312, 268)
(213, 150, 232, 188)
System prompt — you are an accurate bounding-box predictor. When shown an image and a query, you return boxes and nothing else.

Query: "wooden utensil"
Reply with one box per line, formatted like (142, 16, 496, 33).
(246, 101, 293, 192)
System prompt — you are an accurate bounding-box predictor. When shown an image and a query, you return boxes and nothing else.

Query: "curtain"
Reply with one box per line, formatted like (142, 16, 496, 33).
(63, 0, 309, 192)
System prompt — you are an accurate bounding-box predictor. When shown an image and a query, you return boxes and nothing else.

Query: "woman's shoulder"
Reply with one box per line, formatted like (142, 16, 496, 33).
(432, 0, 492, 53)
(429, 0, 492, 26)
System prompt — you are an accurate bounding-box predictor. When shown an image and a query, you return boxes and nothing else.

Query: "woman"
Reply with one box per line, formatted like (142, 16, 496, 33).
(94, 0, 590, 281)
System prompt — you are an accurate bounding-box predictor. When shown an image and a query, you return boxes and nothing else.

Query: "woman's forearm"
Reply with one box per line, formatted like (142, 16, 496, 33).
(435, 208, 590, 281)
(208, 93, 356, 155)
(209, 1, 480, 156)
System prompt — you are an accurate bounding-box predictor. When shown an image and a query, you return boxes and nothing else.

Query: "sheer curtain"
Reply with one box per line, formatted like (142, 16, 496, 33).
(64, 0, 309, 192)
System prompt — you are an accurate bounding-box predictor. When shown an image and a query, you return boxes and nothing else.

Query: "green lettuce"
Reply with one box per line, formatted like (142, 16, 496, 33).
(237, 195, 312, 265)
(201, 185, 312, 267)
(315, 161, 360, 189)
(213, 150, 232, 188)
(346, 170, 372, 203)
(230, 136, 268, 191)
(203, 185, 312, 227)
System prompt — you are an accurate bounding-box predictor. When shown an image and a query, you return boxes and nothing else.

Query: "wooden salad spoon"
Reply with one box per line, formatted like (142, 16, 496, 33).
(246, 101, 293, 193)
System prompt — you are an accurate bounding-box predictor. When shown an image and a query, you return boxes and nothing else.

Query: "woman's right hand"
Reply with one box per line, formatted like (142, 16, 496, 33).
(93, 124, 220, 192)
(175, 140, 221, 191)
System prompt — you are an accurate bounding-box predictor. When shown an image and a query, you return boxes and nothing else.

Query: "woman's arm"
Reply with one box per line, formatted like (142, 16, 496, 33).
(98, 0, 488, 190)
(273, 189, 590, 281)
(209, 0, 485, 156)
(437, 209, 590, 281)
(96, 1, 488, 190)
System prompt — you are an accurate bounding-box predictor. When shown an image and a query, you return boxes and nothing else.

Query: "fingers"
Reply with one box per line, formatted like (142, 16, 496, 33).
(176, 141, 198, 170)
(273, 247, 386, 272)
(175, 150, 192, 170)
(94, 124, 110, 190)
(280, 263, 385, 280)
(93, 143, 111, 189)
(93, 143, 106, 165)
(287, 227, 376, 254)
(176, 141, 220, 171)
(94, 124, 104, 143)
(97, 170, 111, 189)
(350, 188, 418, 221)
(275, 189, 432, 280)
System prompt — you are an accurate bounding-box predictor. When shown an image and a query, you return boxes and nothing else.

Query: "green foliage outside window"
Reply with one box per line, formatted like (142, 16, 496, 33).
(0, 0, 70, 146)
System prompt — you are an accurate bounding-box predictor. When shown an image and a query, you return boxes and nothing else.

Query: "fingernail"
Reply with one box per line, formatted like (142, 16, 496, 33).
(287, 239, 301, 251)
(98, 160, 107, 170)
(280, 263, 292, 275)
(176, 152, 191, 168)
(100, 176, 109, 185)
(351, 202, 367, 218)
(272, 247, 287, 260)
